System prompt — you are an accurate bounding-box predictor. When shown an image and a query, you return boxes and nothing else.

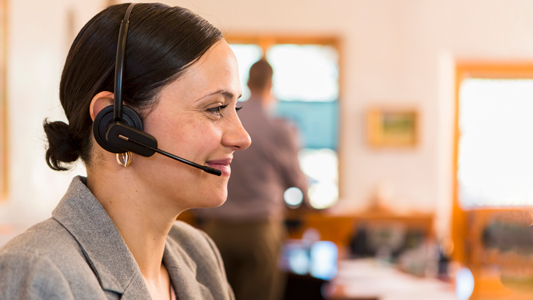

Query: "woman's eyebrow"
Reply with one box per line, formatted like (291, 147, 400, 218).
(194, 89, 239, 103)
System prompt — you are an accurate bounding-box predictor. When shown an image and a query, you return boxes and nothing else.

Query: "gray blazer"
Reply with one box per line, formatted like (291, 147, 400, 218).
(0, 176, 235, 300)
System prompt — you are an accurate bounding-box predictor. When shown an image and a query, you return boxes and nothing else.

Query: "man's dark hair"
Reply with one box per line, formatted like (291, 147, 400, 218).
(247, 59, 273, 91)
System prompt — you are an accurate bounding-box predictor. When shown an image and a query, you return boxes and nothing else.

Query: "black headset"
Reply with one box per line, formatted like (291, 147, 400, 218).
(92, 3, 221, 176)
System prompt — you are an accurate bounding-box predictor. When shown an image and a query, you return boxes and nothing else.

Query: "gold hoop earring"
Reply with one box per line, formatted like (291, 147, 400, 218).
(116, 152, 133, 168)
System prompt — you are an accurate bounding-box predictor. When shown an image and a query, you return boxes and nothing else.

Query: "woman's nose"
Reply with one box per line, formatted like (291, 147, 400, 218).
(223, 116, 251, 151)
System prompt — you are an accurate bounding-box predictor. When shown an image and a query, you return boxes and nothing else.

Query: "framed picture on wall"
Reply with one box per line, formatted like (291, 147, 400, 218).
(367, 107, 418, 148)
(0, 0, 7, 200)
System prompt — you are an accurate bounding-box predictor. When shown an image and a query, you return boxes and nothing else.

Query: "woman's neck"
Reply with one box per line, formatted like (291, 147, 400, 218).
(85, 167, 180, 283)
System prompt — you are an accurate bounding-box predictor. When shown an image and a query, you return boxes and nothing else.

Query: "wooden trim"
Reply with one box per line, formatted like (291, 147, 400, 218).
(456, 62, 533, 79)
(224, 34, 341, 61)
(224, 34, 340, 48)
(451, 62, 533, 263)
(451, 64, 466, 263)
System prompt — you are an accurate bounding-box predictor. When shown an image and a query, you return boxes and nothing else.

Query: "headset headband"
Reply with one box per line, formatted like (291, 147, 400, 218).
(114, 3, 136, 122)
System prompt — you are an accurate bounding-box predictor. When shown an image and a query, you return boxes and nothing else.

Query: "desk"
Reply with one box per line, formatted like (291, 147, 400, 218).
(327, 260, 455, 300)
(286, 211, 434, 257)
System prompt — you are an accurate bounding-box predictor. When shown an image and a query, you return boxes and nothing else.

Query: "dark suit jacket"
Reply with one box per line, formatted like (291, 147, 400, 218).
(0, 176, 234, 300)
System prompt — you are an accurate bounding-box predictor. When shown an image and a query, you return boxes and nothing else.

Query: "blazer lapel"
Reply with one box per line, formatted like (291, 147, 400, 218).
(52, 176, 151, 299)
(164, 238, 214, 300)
(121, 273, 153, 300)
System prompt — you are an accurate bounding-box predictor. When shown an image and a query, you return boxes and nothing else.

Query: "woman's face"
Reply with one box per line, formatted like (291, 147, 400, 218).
(134, 40, 251, 211)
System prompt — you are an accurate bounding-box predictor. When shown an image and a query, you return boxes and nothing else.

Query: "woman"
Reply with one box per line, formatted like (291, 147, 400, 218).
(0, 3, 250, 299)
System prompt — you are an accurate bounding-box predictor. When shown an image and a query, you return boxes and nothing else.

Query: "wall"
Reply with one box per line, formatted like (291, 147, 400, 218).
(4, 0, 533, 238)
(0, 0, 106, 229)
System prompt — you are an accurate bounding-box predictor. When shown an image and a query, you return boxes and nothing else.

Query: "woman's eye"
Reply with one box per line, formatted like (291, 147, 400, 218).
(208, 104, 229, 116)
(236, 106, 243, 112)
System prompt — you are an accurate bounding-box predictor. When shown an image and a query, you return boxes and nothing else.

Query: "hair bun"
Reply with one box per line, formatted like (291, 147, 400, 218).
(43, 119, 80, 171)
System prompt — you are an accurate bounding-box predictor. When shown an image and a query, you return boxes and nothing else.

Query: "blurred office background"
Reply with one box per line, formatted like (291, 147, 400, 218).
(4, 0, 533, 299)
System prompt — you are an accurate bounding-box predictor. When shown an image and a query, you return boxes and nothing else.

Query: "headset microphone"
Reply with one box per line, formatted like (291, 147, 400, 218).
(112, 129, 222, 176)
(92, 3, 221, 176)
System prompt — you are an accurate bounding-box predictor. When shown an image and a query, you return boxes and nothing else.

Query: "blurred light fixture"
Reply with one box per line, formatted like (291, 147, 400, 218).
(455, 267, 475, 300)
(284, 187, 304, 208)
(310, 241, 338, 280)
(309, 182, 338, 209)
(288, 248, 310, 275)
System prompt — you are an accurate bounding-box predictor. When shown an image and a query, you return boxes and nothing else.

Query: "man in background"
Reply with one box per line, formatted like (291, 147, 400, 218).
(202, 59, 308, 300)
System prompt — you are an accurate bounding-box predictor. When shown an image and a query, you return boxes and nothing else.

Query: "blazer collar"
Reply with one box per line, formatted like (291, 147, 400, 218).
(164, 237, 214, 300)
(52, 176, 151, 299)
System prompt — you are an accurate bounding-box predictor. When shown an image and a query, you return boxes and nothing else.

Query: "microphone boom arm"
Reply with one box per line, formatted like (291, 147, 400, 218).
(118, 135, 222, 176)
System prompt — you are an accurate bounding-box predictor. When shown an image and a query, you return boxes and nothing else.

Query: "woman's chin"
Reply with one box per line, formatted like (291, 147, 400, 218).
(197, 191, 228, 208)
(212, 198, 227, 208)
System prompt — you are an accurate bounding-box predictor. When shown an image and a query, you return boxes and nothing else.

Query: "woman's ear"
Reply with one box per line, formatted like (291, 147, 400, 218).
(89, 91, 114, 121)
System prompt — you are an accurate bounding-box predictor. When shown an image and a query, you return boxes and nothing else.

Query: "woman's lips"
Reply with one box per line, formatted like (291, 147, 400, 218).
(206, 158, 232, 176)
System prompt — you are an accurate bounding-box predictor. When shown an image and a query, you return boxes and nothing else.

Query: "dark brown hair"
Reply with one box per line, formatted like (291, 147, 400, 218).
(247, 59, 273, 91)
(44, 3, 223, 171)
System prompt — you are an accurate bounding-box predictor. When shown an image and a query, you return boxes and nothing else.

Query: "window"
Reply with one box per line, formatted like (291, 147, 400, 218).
(454, 63, 533, 211)
(267, 44, 339, 102)
(228, 44, 263, 101)
(228, 36, 341, 209)
(458, 78, 533, 208)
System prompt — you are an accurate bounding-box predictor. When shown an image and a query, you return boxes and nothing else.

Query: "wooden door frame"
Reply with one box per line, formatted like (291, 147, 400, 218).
(452, 62, 533, 263)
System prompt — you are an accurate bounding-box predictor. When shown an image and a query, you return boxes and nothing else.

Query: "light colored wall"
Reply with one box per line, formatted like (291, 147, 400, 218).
(1, 0, 106, 229)
(4, 0, 533, 238)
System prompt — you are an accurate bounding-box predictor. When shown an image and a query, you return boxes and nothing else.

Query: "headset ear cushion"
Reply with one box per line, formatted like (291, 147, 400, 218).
(92, 105, 144, 153)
